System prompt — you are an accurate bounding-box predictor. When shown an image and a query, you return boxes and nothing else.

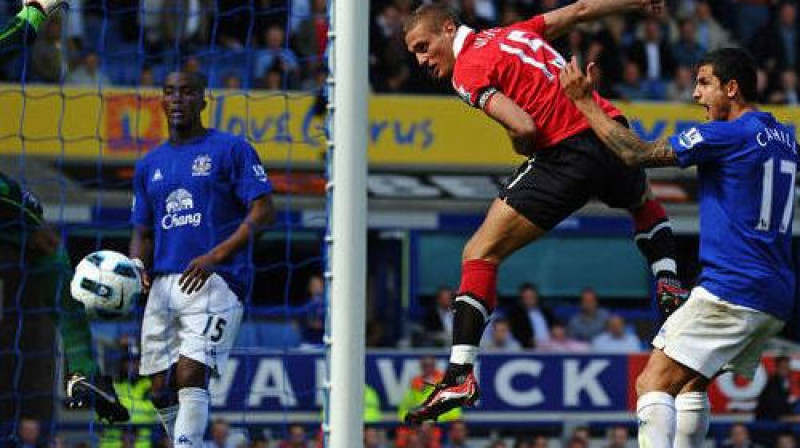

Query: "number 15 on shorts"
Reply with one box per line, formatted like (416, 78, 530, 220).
(202, 315, 228, 342)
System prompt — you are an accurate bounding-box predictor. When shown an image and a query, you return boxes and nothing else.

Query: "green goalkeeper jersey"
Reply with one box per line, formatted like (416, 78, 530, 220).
(0, 6, 46, 55)
(0, 170, 45, 239)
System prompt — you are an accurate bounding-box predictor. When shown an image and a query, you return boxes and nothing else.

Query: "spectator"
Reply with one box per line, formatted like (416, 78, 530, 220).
(755, 356, 797, 420)
(573, 426, 590, 443)
(182, 56, 203, 74)
(750, 2, 800, 75)
(299, 274, 325, 346)
(672, 18, 706, 68)
(777, 434, 798, 448)
(31, 18, 66, 83)
(364, 384, 382, 424)
(444, 420, 470, 448)
(292, 0, 327, 78)
(568, 288, 610, 343)
(459, 0, 492, 30)
(397, 356, 461, 423)
(278, 424, 308, 448)
(756, 68, 771, 103)
(223, 73, 242, 90)
(614, 61, 650, 101)
(486, 441, 506, 448)
(536, 322, 590, 353)
(370, 2, 411, 92)
(565, 437, 588, 448)
(67, 51, 110, 86)
(139, 67, 156, 87)
(591, 315, 642, 353)
(721, 424, 762, 448)
(508, 283, 554, 348)
(592, 15, 628, 91)
(629, 18, 676, 82)
(204, 418, 248, 448)
(258, 65, 284, 90)
(139, 0, 211, 55)
(420, 286, 454, 347)
(481, 317, 522, 352)
(532, 436, 548, 448)
(512, 438, 531, 448)
(666, 66, 696, 103)
(100, 335, 158, 447)
(396, 422, 443, 448)
(364, 426, 388, 448)
(769, 70, 800, 105)
(498, 4, 522, 27)
(253, 25, 300, 83)
(16, 419, 41, 448)
(695, 1, 732, 52)
(736, 0, 772, 46)
(603, 425, 630, 448)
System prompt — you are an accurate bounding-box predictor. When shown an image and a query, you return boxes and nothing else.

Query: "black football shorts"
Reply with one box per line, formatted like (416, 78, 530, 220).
(499, 122, 647, 231)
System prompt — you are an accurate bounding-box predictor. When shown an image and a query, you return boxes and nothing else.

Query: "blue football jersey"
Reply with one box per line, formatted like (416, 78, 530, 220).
(669, 111, 798, 321)
(131, 130, 272, 299)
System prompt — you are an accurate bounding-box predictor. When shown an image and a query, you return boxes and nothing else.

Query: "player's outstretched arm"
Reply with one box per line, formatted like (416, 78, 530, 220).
(483, 92, 538, 156)
(559, 57, 677, 167)
(0, 1, 67, 53)
(542, 0, 663, 40)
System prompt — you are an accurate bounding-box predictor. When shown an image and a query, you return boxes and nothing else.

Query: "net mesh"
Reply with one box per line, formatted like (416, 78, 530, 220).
(0, 0, 328, 445)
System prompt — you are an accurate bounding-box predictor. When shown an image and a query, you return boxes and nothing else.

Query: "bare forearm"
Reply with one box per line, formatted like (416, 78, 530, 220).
(573, 0, 650, 20)
(573, 98, 676, 167)
(544, 0, 654, 39)
(130, 226, 154, 266)
(209, 196, 274, 263)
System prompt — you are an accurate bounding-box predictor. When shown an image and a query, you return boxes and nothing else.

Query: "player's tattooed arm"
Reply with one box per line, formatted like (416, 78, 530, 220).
(558, 57, 677, 167)
(602, 129, 677, 167)
(483, 91, 538, 157)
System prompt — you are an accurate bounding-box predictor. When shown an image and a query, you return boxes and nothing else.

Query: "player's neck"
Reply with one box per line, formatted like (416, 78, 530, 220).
(169, 123, 207, 145)
(727, 102, 755, 122)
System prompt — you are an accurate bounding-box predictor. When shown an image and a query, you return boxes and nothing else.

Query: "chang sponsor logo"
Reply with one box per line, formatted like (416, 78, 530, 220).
(162, 189, 202, 229)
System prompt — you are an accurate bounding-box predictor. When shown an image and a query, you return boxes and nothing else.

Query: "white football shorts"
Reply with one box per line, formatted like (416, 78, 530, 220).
(139, 273, 243, 377)
(652, 286, 784, 379)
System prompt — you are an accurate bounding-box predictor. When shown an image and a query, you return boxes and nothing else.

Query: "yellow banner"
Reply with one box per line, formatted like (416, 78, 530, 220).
(1, 85, 799, 167)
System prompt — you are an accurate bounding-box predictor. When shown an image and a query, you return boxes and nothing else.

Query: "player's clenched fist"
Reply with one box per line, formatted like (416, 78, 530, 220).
(558, 57, 595, 102)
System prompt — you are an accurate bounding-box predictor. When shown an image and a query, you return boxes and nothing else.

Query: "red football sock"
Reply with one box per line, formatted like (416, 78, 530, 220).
(458, 259, 498, 309)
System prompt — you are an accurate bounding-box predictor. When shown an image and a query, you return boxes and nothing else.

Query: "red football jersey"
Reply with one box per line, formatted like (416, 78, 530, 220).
(451, 15, 621, 150)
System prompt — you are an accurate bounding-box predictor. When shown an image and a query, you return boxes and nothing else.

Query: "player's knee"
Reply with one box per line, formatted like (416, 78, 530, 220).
(175, 359, 211, 389)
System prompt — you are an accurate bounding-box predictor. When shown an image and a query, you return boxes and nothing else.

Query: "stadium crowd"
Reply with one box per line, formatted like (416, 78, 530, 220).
(0, 0, 799, 104)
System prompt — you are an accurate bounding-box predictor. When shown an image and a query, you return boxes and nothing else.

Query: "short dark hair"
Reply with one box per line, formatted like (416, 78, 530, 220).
(697, 47, 758, 103)
(404, 3, 462, 34)
(165, 70, 208, 91)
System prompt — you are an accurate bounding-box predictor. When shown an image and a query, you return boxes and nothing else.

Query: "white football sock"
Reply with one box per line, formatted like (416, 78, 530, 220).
(675, 392, 710, 448)
(173, 387, 209, 446)
(155, 404, 178, 440)
(450, 344, 479, 365)
(637, 391, 676, 448)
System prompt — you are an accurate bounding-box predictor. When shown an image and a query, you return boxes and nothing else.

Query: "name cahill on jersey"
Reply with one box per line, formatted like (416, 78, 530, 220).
(756, 126, 797, 152)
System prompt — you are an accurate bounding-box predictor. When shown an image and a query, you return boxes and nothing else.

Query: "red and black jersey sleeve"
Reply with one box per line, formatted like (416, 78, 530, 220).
(515, 15, 547, 36)
(452, 52, 499, 110)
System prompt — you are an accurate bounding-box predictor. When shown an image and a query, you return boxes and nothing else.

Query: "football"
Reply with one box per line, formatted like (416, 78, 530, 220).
(70, 250, 142, 319)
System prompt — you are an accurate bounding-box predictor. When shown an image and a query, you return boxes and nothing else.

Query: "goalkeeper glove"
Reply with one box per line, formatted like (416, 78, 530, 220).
(24, 0, 69, 15)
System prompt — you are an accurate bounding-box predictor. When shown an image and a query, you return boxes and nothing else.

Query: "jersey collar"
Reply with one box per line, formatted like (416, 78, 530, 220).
(453, 25, 474, 58)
